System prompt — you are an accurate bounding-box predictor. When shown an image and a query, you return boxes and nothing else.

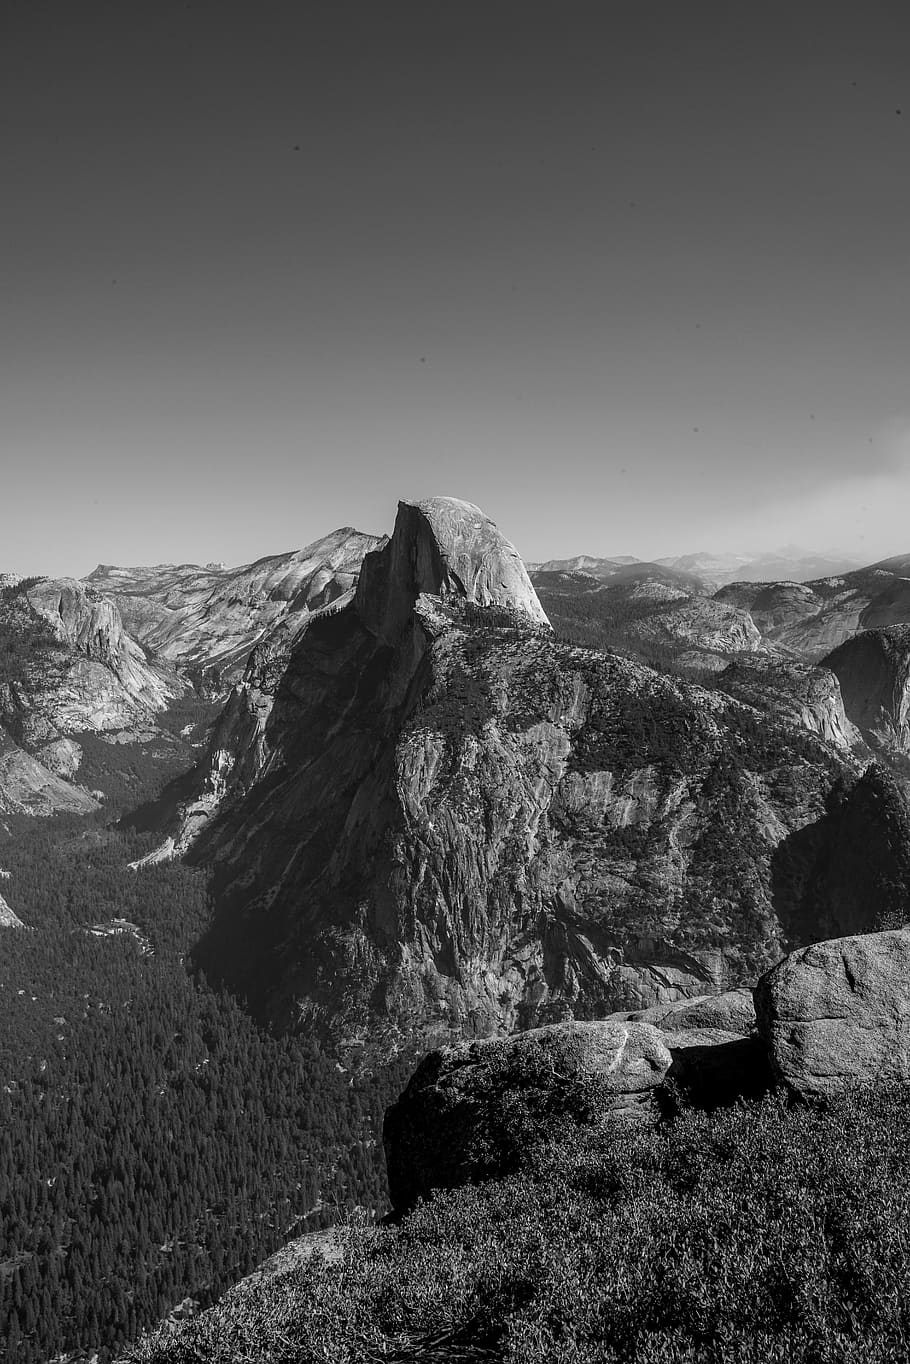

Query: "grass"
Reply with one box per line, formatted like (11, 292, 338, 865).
(128, 1084, 910, 1363)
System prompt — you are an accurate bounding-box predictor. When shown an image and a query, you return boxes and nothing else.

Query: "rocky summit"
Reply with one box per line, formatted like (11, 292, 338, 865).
(181, 496, 907, 1052)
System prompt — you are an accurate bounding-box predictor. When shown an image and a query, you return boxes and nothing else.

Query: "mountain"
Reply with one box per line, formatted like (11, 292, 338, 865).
(716, 557, 910, 660)
(659, 548, 860, 587)
(86, 528, 386, 685)
(0, 577, 189, 814)
(175, 496, 891, 1055)
(528, 549, 860, 589)
(821, 625, 910, 758)
(526, 554, 643, 574)
(530, 566, 764, 672)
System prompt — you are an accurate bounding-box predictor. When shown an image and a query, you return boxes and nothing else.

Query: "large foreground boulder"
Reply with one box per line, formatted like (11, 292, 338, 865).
(383, 1020, 672, 1215)
(754, 927, 910, 1100)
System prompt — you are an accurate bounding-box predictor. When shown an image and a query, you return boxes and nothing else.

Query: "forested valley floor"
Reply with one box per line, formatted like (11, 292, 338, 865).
(0, 728, 413, 1362)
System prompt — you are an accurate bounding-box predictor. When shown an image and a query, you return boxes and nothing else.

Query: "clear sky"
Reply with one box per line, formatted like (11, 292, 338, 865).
(5, 0, 910, 577)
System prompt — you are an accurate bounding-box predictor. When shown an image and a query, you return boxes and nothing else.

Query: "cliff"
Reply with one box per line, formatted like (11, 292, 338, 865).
(0, 577, 191, 813)
(183, 498, 880, 1051)
(821, 625, 910, 755)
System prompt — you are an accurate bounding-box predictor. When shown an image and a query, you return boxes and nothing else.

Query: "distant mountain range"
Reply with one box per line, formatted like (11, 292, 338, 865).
(527, 547, 861, 588)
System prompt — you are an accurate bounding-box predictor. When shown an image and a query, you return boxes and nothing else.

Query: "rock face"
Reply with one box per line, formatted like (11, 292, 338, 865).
(717, 658, 862, 754)
(716, 558, 910, 661)
(531, 566, 762, 669)
(0, 731, 98, 816)
(0, 577, 186, 814)
(822, 626, 910, 756)
(608, 987, 757, 1037)
(382, 1019, 673, 1214)
(86, 528, 385, 684)
(603, 989, 771, 1109)
(0, 578, 182, 747)
(181, 496, 898, 1051)
(0, 891, 25, 929)
(754, 928, 910, 1099)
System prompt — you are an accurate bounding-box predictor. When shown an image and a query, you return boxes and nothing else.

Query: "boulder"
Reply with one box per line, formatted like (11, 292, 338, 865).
(754, 927, 910, 1100)
(604, 991, 770, 1108)
(383, 1020, 672, 1215)
(617, 987, 757, 1037)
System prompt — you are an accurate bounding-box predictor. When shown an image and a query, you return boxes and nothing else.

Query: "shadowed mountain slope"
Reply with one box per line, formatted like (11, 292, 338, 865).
(184, 498, 889, 1054)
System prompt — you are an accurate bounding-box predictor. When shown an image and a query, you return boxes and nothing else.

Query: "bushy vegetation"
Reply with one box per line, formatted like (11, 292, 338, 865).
(131, 1085, 910, 1363)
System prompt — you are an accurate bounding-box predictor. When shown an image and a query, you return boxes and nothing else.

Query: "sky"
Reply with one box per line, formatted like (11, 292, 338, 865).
(5, 0, 910, 577)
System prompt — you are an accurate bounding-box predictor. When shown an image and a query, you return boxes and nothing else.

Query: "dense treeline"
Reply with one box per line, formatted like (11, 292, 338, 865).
(0, 815, 412, 1362)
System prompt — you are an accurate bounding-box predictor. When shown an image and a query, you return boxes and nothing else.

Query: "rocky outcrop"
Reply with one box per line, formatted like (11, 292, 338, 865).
(609, 987, 756, 1037)
(0, 578, 190, 813)
(754, 928, 910, 1100)
(180, 496, 895, 1052)
(0, 891, 25, 928)
(603, 989, 771, 1108)
(382, 1019, 673, 1214)
(716, 559, 910, 661)
(622, 597, 762, 656)
(356, 497, 548, 643)
(821, 626, 910, 755)
(86, 528, 385, 684)
(718, 658, 862, 754)
(0, 579, 183, 754)
(0, 732, 98, 816)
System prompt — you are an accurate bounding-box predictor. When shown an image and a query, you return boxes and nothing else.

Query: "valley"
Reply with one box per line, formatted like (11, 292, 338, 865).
(5, 501, 910, 1360)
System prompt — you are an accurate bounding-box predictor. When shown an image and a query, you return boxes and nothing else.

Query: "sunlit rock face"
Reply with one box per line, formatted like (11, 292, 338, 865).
(20, 578, 180, 734)
(717, 658, 862, 754)
(755, 927, 910, 1101)
(0, 731, 98, 817)
(821, 626, 910, 756)
(354, 497, 549, 644)
(716, 557, 910, 661)
(0, 577, 183, 813)
(86, 528, 385, 684)
(186, 497, 891, 1053)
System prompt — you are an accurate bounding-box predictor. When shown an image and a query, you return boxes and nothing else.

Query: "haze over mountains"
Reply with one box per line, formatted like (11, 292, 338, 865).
(528, 546, 860, 589)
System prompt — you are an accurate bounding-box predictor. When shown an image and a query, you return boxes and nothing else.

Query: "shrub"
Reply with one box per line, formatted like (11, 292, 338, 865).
(128, 1084, 910, 1363)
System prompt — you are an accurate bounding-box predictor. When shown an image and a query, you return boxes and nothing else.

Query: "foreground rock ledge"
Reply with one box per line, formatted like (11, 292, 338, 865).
(383, 1019, 671, 1215)
(754, 926, 910, 1100)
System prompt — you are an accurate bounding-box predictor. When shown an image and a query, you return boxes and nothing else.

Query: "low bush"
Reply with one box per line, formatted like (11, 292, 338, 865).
(129, 1084, 910, 1362)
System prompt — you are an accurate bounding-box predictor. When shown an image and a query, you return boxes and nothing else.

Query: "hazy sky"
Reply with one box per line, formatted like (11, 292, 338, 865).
(5, 1, 910, 576)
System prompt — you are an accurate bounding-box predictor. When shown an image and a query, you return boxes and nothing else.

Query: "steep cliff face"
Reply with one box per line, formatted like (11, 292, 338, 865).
(0, 578, 186, 812)
(717, 658, 862, 754)
(187, 499, 876, 1052)
(86, 528, 385, 683)
(821, 626, 910, 755)
(1, 581, 181, 745)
